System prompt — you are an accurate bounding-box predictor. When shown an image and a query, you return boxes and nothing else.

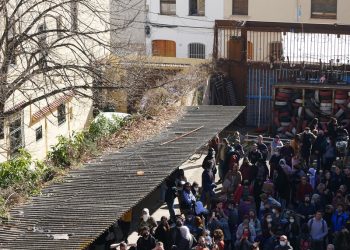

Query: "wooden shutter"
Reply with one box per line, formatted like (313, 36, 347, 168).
(232, 0, 248, 15)
(152, 40, 176, 57)
(198, 0, 205, 16)
(227, 38, 243, 61)
(247, 41, 253, 60)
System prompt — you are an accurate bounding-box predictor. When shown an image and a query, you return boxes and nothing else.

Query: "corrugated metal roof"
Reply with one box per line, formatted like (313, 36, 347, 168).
(0, 105, 245, 250)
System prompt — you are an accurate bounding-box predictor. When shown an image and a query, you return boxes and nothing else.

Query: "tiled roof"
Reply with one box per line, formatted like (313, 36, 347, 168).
(0, 105, 245, 250)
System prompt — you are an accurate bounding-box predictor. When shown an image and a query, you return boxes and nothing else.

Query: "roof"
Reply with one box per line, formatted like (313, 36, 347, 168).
(0, 105, 245, 250)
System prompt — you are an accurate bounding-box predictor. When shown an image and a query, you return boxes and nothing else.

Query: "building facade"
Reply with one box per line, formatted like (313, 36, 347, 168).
(0, 0, 110, 162)
(145, 0, 224, 59)
(226, 0, 349, 24)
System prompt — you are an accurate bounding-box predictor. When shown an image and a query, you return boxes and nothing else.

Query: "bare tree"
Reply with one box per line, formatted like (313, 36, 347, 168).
(0, 0, 142, 120)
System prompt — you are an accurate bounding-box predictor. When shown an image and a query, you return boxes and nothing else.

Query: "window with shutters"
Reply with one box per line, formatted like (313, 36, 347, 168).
(188, 43, 205, 59)
(189, 0, 205, 16)
(311, 0, 337, 19)
(152, 40, 176, 57)
(160, 0, 176, 15)
(232, 0, 248, 15)
(57, 104, 66, 125)
(9, 117, 23, 155)
(36, 126, 43, 141)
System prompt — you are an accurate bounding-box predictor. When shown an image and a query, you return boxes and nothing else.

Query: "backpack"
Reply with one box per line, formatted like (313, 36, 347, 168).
(308, 218, 326, 233)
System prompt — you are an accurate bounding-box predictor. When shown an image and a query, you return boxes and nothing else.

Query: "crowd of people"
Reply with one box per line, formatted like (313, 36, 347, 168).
(119, 117, 350, 250)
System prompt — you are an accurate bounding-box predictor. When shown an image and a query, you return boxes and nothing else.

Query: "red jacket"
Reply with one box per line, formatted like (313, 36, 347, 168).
(296, 183, 313, 202)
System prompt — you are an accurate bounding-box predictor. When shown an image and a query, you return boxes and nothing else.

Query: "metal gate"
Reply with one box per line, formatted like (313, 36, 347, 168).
(246, 67, 289, 127)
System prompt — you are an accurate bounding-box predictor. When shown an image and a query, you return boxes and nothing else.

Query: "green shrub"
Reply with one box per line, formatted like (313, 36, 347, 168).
(47, 136, 72, 168)
(0, 149, 47, 190)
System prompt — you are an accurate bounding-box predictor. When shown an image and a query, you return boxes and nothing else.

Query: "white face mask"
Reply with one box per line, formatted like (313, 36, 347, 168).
(289, 219, 295, 223)
(266, 218, 272, 222)
(272, 209, 276, 214)
(280, 241, 287, 246)
(142, 215, 149, 222)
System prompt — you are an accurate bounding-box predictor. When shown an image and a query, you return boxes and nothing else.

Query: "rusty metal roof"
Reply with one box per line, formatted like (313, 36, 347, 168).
(0, 105, 245, 250)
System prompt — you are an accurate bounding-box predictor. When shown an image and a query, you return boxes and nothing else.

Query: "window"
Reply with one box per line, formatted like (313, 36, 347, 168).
(160, 0, 176, 15)
(311, 0, 337, 19)
(36, 126, 43, 141)
(232, 0, 248, 15)
(152, 40, 176, 57)
(188, 43, 205, 59)
(269, 41, 283, 63)
(57, 104, 66, 125)
(70, 1, 78, 31)
(9, 117, 22, 154)
(189, 0, 205, 16)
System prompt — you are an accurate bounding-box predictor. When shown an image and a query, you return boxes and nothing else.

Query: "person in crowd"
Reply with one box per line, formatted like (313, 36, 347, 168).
(201, 161, 215, 208)
(170, 218, 193, 250)
(271, 135, 284, 155)
(212, 229, 225, 250)
(253, 158, 269, 212)
(216, 138, 230, 182)
(152, 242, 164, 250)
(154, 216, 171, 249)
(117, 210, 132, 243)
(327, 117, 338, 140)
(312, 130, 327, 169)
(296, 176, 313, 204)
(209, 134, 220, 155)
(248, 209, 262, 240)
(165, 176, 177, 223)
(248, 143, 263, 166)
(274, 235, 293, 250)
(331, 203, 349, 233)
(194, 236, 210, 250)
(233, 139, 245, 159)
(279, 141, 295, 168)
(222, 163, 242, 195)
(257, 135, 268, 161)
(138, 208, 157, 235)
(323, 139, 337, 171)
(202, 147, 217, 177)
(137, 226, 157, 250)
(285, 214, 299, 249)
(240, 157, 254, 184)
(180, 182, 196, 215)
(273, 162, 291, 209)
(233, 179, 253, 205)
(297, 194, 316, 225)
(308, 210, 328, 249)
(299, 223, 312, 250)
(299, 127, 316, 169)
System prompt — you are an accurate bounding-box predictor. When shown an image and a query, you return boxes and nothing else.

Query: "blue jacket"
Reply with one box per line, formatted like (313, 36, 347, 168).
(331, 212, 349, 232)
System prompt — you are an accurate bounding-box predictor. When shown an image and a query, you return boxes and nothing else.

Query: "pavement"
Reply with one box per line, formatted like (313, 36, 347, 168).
(126, 153, 207, 245)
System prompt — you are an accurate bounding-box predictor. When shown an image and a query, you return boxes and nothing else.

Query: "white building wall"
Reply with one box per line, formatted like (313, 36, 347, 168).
(225, 0, 350, 25)
(146, 0, 225, 59)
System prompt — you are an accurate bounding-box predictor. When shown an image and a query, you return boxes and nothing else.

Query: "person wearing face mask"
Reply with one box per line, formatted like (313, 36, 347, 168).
(138, 208, 157, 235)
(285, 215, 299, 249)
(137, 226, 157, 250)
(274, 235, 293, 249)
(191, 181, 200, 200)
(248, 209, 262, 241)
(271, 206, 282, 225)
